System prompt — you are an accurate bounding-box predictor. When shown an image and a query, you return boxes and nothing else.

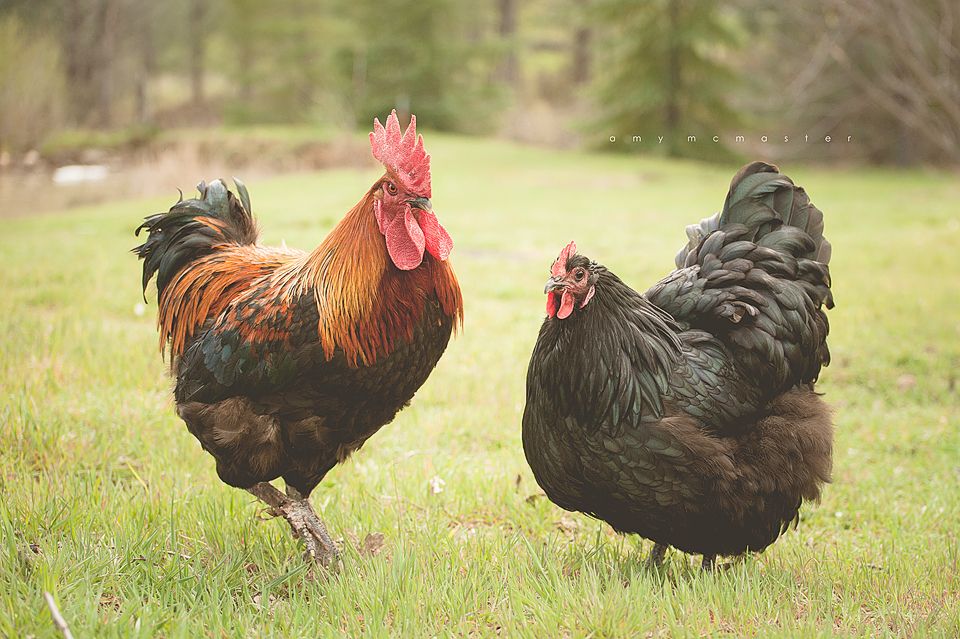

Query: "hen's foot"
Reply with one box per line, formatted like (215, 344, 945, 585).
(647, 543, 668, 568)
(247, 482, 341, 568)
(701, 554, 742, 572)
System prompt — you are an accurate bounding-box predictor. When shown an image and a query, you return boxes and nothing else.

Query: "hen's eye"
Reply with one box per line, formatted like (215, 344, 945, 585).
(385, 182, 398, 196)
(575, 268, 585, 281)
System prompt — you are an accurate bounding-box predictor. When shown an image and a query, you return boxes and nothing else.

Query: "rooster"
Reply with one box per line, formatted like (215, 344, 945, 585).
(134, 111, 462, 565)
(522, 162, 834, 569)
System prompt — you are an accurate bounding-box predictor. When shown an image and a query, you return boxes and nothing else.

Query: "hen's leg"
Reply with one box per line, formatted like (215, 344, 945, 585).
(647, 543, 668, 568)
(247, 482, 340, 568)
(701, 554, 716, 571)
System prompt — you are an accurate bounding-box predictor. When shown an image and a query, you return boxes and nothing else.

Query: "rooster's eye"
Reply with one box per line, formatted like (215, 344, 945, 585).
(385, 182, 398, 196)
(575, 268, 585, 281)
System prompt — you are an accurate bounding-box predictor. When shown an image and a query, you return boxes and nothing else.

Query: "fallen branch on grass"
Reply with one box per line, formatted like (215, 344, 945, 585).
(43, 592, 74, 639)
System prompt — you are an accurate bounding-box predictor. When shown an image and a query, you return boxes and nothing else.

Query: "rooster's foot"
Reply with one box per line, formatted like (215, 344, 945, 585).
(247, 482, 341, 569)
(285, 485, 341, 568)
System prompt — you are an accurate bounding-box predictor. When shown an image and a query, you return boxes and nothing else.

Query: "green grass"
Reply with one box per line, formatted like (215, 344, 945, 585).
(2, 135, 959, 637)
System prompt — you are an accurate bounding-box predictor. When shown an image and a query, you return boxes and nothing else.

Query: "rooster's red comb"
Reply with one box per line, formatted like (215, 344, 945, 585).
(370, 110, 431, 197)
(551, 241, 577, 277)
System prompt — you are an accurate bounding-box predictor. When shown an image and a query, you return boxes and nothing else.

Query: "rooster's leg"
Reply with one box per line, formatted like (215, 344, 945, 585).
(247, 482, 340, 568)
(285, 485, 340, 567)
(647, 543, 668, 568)
(701, 554, 716, 571)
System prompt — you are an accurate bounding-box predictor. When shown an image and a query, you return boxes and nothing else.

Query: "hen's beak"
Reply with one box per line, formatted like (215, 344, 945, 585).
(407, 197, 432, 212)
(544, 276, 565, 294)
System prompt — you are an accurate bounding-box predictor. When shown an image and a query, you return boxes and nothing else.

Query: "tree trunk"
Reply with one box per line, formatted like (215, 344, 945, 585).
(352, 45, 367, 122)
(497, 0, 519, 86)
(62, 0, 94, 126)
(234, 7, 254, 104)
(135, 1, 155, 124)
(189, 0, 206, 104)
(94, 0, 118, 128)
(571, 26, 592, 85)
(665, 0, 681, 155)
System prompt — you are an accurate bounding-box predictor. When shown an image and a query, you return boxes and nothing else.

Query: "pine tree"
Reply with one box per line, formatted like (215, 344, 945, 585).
(223, 0, 347, 124)
(338, 0, 503, 132)
(591, 0, 742, 157)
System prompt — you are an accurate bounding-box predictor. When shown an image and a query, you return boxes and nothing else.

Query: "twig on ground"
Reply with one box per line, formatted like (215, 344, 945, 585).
(43, 592, 74, 639)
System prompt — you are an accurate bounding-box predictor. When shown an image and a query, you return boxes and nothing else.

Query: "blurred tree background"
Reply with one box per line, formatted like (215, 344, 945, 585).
(590, 0, 743, 159)
(0, 0, 957, 165)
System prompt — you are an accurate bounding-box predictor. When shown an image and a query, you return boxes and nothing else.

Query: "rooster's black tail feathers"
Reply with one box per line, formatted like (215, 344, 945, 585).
(133, 178, 258, 302)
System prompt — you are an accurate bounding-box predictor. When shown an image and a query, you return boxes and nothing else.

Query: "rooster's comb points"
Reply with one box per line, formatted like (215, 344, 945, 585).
(370, 109, 431, 197)
(551, 241, 577, 277)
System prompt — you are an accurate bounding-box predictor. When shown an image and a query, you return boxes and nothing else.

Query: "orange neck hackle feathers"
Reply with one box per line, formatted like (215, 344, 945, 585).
(300, 184, 462, 366)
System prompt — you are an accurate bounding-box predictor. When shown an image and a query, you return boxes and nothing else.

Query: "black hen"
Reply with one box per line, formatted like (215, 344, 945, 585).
(522, 162, 835, 567)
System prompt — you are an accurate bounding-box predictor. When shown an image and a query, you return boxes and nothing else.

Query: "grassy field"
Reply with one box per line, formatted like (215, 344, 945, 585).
(2, 135, 959, 637)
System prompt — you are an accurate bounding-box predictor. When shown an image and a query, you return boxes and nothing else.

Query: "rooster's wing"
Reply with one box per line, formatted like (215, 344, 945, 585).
(173, 259, 323, 407)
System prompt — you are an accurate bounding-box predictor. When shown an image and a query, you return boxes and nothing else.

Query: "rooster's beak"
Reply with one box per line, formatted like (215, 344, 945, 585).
(407, 197, 432, 212)
(544, 276, 565, 294)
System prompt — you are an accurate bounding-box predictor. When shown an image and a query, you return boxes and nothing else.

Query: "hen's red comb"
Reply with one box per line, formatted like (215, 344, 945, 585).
(370, 110, 431, 197)
(551, 241, 577, 277)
